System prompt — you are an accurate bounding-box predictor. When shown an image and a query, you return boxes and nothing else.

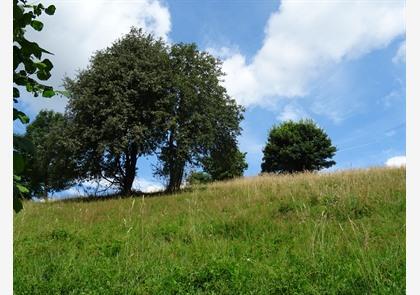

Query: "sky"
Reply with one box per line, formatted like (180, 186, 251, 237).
(14, 0, 406, 195)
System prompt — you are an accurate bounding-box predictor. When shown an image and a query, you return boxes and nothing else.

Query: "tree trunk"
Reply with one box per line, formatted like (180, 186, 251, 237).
(120, 144, 138, 195)
(165, 127, 186, 193)
(43, 168, 49, 200)
(167, 158, 185, 193)
(43, 186, 48, 200)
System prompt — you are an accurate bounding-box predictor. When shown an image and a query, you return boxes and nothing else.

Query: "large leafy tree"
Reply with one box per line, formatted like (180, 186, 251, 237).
(156, 43, 245, 192)
(18, 111, 77, 199)
(64, 28, 171, 195)
(13, 0, 56, 211)
(261, 119, 337, 173)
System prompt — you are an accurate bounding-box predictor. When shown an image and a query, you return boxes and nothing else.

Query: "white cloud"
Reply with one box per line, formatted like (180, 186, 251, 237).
(54, 176, 164, 198)
(206, 45, 241, 60)
(277, 103, 309, 121)
(132, 178, 164, 193)
(22, 0, 171, 113)
(380, 87, 405, 109)
(392, 41, 406, 64)
(385, 155, 406, 167)
(221, 0, 405, 108)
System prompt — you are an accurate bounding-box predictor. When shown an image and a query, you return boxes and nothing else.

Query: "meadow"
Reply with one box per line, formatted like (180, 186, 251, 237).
(14, 167, 405, 294)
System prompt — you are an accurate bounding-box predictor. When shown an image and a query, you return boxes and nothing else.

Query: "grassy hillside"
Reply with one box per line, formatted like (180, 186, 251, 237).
(14, 167, 405, 294)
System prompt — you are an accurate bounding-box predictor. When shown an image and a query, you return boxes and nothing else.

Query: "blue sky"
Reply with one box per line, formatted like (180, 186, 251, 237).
(14, 0, 406, 194)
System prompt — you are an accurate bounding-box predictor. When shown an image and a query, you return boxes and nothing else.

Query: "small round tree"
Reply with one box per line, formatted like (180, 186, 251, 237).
(19, 110, 77, 199)
(261, 119, 337, 173)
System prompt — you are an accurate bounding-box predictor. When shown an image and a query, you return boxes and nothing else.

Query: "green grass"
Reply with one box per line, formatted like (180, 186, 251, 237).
(14, 167, 405, 294)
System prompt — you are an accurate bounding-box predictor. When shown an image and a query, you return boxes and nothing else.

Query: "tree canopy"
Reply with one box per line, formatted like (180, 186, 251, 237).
(261, 119, 336, 173)
(155, 43, 245, 192)
(65, 33, 245, 194)
(202, 137, 248, 181)
(64, 28, 171, 195)
(18, 111, 77, 199)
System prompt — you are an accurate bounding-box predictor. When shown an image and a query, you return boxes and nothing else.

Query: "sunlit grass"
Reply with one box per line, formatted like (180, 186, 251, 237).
(14, 167, 405, 294)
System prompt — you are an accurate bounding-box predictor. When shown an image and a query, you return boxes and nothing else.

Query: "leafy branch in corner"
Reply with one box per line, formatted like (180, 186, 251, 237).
(13, 0, 56, 212)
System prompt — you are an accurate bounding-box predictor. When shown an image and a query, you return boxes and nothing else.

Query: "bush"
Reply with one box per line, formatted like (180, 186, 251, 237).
(187, 171, 212, 185)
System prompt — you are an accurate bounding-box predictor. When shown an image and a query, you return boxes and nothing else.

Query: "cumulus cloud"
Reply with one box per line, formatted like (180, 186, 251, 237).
(220, 0, 405, 108)
(392, 41, 406, 64)
(132, 178, 164, 193)
(54, 176, 164, 198)
(22, 0, 171, 113)
(277, 103, 309, 122)
(385, 155, 406, 167)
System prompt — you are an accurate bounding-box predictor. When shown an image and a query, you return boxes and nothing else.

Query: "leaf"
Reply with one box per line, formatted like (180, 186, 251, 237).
(13, 108, 30, 124)
(42, 59, 54, 71)
(42, 89, 55, 98)
(24, 61, 37, 74)
(19, 38, 43, 59)
(13, 194, 23, 213)
(34, 62, 47, 70)
(25, 83, 33, 92)
(36, 70, 51, 81)
(45, 5, 56, 15)
(13, 87, 20, 98)
(34, 3, 44, 16)
(39, 47, 53, 55)
(13, 152, 25, 174)
(16, 183, 30, 194)
(30, 20, 44, 31)
(33, 6, 42, 16)
(21, 12, 34, 26)
(14, 74, 27, 86)
(13, 46, 22, 70)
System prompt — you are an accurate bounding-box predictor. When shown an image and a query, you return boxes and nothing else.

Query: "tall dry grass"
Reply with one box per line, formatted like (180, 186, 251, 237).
(14, 167, 405, 294)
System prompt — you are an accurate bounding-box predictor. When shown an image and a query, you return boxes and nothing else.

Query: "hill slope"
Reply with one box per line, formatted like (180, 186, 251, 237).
(14, 167, 405, 294)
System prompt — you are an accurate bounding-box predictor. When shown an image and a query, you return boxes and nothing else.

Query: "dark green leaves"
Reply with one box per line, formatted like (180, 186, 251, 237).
(13, 175, 27, 212)
(156, 43, 245, 191)
(41, 59, 54, 71)
(21, 111, 78, 198)
(13, 87, 20, 98)
(13, 0, 57, 212)
(37, 70, 51, 80)
(45, 5, 56, 15)
(13, 190, 23, 213)
(14, 108, 30, 124)
(14, 152, 25, 174)
(64, 28, 172, 194)
(30, 20, 44, 31)
(14, 134, 34, 154)
(261, 119, 337, 173)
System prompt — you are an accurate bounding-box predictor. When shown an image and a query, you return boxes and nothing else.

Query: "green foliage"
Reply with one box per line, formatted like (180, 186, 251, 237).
(18, 111, 77, 199)
(202, 137, 248, 181)
(64, 28, 171, 194)
(187, 171, 212, 185)
(13, 0, 56, 212)
(156, 43, 245, 192)
(261, 119, 337, 173)
(65, 30, 244, 194)
(14, 168, 405, 293)
(13, 0, 56, 101)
